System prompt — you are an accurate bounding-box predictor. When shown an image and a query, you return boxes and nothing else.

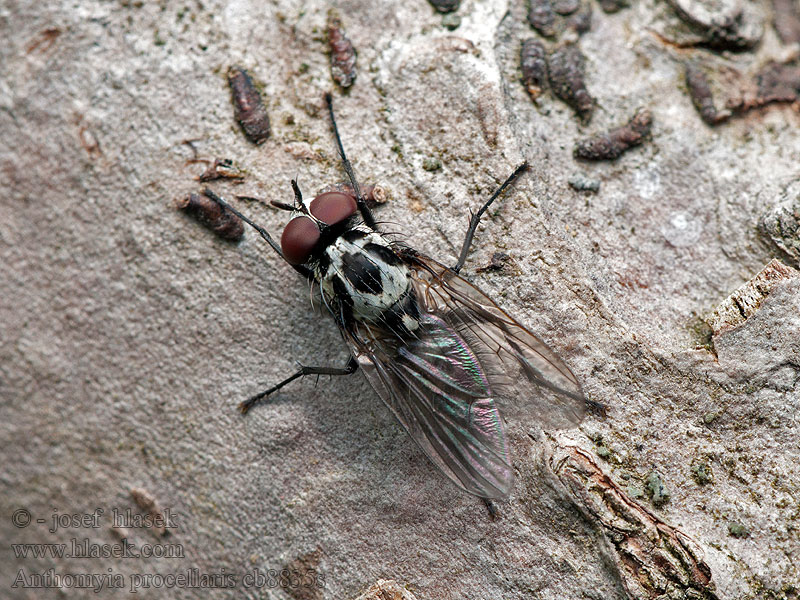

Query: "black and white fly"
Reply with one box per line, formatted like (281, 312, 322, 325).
(204, 94, 593, 499)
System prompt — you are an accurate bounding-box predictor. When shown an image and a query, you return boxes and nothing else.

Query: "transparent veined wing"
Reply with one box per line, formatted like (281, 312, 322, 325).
(341, 252, 588, 499)
(408, 253, 588, 430)
(347, 311, 514, 499)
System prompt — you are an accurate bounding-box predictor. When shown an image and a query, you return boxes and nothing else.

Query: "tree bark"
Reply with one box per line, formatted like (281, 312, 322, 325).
(2, 0, 798, 598)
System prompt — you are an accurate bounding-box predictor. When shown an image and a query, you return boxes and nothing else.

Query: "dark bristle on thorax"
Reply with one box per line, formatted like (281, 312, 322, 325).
(342, 229, 369, 242)
(364, 242, 403, 266)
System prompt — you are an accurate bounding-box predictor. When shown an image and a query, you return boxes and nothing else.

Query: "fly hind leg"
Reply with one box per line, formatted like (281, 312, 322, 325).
(239, 356, 359, 414)
(452, 162, 529, 273)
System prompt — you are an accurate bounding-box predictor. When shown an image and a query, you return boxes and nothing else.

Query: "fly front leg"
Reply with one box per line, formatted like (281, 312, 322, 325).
(238, 355, 359, 414)
(483, 498, 499, 520)
(203, 188, 314, 280)
(452, 162, 530, 273)
(324, 93, 378, 230)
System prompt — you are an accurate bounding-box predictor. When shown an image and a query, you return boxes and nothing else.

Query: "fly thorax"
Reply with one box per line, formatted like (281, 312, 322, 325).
(316, 229, 418, 329)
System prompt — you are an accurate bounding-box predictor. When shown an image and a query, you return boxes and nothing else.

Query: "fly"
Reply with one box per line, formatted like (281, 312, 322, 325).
(202, 93, 595, 499)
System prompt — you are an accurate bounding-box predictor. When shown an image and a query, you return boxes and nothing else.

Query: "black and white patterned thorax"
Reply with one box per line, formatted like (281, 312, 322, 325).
(312, 225, 420, 332)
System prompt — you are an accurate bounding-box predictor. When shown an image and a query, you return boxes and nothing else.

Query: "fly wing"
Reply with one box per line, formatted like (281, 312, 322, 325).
(346, 314, 514, 499)
(340, 253, 586, 499)
(408, 254, 587, 430)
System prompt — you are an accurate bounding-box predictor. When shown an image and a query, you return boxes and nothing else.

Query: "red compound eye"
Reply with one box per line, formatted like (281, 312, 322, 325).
(309, 192, 357, 225)
(281, 216, 320, 265)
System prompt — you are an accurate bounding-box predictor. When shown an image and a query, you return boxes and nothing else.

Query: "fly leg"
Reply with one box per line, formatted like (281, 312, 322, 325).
(483, 498, 499, 520)
(238, 356, 359, 414)
(202, 188, 313, 280)
(324, 93, 378, 230)
(452, 162, 530, 273)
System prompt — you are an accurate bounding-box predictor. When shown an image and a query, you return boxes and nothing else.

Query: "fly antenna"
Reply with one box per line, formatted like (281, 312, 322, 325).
(324, 93, 377, 229)
(290, 179, 309, 215)
(291, 180, 326, 230)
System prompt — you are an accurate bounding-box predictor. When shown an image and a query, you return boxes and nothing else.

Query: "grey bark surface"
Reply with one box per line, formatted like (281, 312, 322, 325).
(1, 0, 798, 599)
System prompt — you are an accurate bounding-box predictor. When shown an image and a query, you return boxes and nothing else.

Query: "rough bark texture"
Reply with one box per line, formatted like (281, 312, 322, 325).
(2, 1, 798, 599)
